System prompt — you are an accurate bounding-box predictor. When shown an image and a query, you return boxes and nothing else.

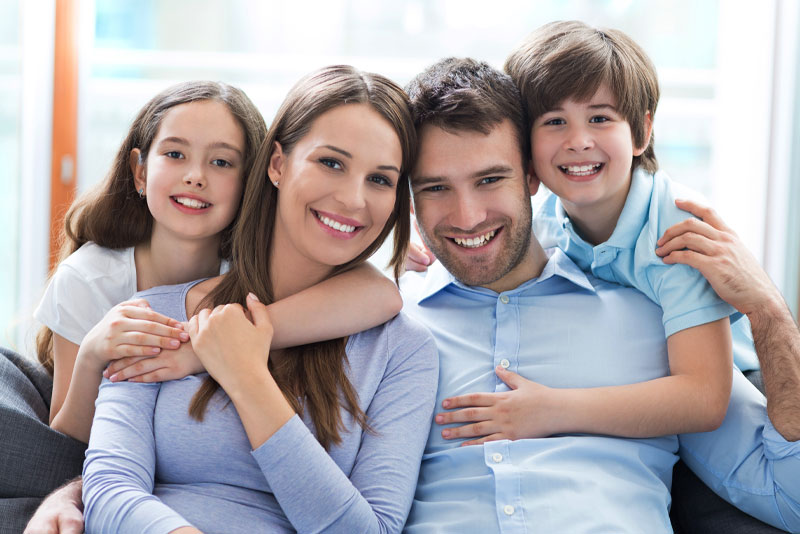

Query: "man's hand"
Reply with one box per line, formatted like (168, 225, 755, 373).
(24, 478, 83, 534)
(435, 366, 557, 446)
(655, 198, 785, 316)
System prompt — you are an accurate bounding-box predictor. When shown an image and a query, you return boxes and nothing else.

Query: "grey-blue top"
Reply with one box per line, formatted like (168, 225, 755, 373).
(83, 280, 439, 534)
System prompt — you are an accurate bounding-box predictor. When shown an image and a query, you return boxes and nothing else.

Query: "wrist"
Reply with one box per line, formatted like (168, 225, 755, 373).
(747, 293, 792, 330)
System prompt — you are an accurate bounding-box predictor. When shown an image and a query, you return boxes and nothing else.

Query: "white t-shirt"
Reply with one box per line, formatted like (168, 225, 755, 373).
(34, 242, 229, 345)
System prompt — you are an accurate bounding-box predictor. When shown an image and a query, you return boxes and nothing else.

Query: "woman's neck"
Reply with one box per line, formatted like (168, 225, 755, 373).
(134, 227, 223, 292)
(268, 222, 334, 302)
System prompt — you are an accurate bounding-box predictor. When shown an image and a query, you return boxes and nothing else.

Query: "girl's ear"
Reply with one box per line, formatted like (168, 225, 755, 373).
(267, 141, 285, 187)
(130, 148, 146, 192)
(633, 111, 653, 157)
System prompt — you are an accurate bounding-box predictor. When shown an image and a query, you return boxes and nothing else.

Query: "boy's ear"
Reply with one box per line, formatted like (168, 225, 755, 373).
(633, 111, 654, 157)
(526, 160, 540, 196)
(267, 141, 285, 186)
(130, 148, 146, 192)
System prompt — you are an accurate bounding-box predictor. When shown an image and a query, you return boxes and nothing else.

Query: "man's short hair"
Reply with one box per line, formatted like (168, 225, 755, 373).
(405, 57, 530, 165)
(505, 20, 660, 173)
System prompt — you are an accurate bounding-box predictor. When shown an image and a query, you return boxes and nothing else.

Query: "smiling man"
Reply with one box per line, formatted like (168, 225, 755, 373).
(399, 57, 800, 533)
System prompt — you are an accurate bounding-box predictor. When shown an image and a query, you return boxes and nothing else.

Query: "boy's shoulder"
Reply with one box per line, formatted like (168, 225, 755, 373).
(641, 169, 707, 233)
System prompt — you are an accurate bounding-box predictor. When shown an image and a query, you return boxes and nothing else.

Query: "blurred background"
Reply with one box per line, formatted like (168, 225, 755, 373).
(2, 0, 799, 353)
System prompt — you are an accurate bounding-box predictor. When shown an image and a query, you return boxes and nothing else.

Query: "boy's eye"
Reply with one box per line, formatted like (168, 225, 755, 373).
(368, 174, 393, 187)
(543, 118, 565, 126)
(320, 158, 342, 170)
(165, 151, 184, 159)
(211, 158, 233, 168)
(589, 116, 610, 124)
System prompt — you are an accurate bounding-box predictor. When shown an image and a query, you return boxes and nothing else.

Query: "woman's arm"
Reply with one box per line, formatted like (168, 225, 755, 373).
(82, 379, 194, 534)
(268, 262, 403, 349)
(188, 298, 438, 533)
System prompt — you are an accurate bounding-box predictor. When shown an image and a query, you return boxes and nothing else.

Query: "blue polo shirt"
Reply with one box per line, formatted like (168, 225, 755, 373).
(401, 250, 800, 533)
(532, 168, 759, 371)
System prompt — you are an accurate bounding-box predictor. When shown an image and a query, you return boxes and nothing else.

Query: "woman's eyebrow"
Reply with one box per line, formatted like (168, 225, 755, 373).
(322, 144, 399, 173)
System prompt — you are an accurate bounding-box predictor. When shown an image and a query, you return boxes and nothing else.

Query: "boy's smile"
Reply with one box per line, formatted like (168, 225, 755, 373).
(531, 84, 651, 244)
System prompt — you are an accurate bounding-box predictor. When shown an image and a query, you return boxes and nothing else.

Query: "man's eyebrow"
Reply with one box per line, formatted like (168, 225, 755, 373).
(411, 175, 445, 187)
(471, 164, 514, 178)
(321, 144, 399, 174)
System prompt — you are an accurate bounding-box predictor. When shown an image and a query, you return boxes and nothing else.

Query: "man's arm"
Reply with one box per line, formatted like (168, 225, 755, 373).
(656, 198, 800, 441)
(23, 478, 83, 534)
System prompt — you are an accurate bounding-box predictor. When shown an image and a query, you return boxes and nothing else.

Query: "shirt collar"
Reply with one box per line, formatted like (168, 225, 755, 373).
(410, 246, 596, 304)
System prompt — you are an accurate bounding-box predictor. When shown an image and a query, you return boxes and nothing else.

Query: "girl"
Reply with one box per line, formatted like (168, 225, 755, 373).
(82, 65, 438, 533)
(35, 81, 403, 443)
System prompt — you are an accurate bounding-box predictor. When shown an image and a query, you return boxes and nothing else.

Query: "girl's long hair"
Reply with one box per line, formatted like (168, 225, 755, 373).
(189, 65, 416, 450)
(36, 81, 267, 374)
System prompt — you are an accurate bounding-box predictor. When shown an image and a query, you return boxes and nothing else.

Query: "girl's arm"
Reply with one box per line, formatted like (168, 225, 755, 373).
(50, 300, 187, 442)
(437, 317, 732, 441)
(267, 262, 403, 349)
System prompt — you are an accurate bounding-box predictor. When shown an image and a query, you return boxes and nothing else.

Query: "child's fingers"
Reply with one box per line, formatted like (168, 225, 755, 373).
(121, 331, 185, 350)
(441, 420, 495, 440)
(119, 304, 184, 329)
(108, 356, 163, 382)
(441, 392, 495, 409)
(461, 433, 505, 447)
(436, 406, 490, 426)
(123, 318, 189, 341)
(104, 355, 151, 377)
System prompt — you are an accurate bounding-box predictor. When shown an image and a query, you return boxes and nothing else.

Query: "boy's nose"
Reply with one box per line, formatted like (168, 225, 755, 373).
(564, 126, 594, 152)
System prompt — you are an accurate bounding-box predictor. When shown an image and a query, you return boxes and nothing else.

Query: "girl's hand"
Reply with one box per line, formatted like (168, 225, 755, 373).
(102, 330, 205, 383)
(405, 241, 435, 273)
(80, 299, 189, 370)
(435, 366, 558, 445)
(187, 293, 274, 392)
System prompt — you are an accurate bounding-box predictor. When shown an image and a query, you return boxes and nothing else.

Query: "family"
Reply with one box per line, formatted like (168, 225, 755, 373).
(3, 20, 799, 533)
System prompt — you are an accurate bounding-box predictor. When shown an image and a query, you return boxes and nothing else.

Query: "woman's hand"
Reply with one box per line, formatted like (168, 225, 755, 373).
(102, 334, 205, 383)
(435, 366, 559, 446)
(187, 293, 274, 393)
(79, 299, 189, 371)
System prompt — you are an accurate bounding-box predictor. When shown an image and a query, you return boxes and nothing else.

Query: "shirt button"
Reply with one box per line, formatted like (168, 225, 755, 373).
(500, 359, 510, 369)
(492, 453, 503, 463)
(499, 295, 509, 304)
(504, 505, 515, 516)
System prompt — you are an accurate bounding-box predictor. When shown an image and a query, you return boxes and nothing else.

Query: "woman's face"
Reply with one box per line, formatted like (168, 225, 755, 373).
(269, 103, 402, 269)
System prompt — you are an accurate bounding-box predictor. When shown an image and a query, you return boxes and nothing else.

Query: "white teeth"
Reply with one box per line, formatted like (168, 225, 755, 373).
(174, 197, 210, 209)
(560, 163, 602, 176)
(316, 212, 356, 233)
(453, 230, 496, 248)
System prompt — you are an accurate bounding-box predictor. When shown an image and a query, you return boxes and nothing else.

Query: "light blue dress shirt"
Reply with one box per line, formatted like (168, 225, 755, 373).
(401, 250, 800, 533)
(533, 168, 759, 371)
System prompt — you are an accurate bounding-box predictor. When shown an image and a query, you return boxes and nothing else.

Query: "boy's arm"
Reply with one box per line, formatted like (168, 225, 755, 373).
(436, 318, 732, 441)
(267, 262, 403, 349)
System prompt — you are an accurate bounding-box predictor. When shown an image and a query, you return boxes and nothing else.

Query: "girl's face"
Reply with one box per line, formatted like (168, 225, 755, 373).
(268, 103, 402, 270)
(133, 100, 246, 246)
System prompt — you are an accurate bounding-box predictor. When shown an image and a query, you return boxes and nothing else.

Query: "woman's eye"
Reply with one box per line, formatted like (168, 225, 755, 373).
(369, 174, 393, 187)
(165, 151, 184, 159)
(320, 158, 342, 170)
(212, 158, 233, 168)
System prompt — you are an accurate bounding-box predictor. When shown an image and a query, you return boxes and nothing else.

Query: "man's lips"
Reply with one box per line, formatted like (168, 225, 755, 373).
(445, 228, 501, 249)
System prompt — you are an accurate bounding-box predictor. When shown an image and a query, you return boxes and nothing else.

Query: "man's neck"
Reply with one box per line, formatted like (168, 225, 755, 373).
(482, 235, 549, 293)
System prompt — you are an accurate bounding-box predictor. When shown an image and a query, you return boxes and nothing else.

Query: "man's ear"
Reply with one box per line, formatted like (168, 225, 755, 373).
(130, 148, 146, 192)
(526, 160, 540, 196)
(633, 111, 653, 157)
(267, 141, 285, 186)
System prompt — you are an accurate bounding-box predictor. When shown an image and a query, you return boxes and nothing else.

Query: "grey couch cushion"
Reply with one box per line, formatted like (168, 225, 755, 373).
(0, 347, 86, 534)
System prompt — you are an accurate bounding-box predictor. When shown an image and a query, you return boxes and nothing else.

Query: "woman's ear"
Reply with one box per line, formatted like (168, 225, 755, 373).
(633, 111, 653, 157)
(267, 141, 285, 187)
(130, 148, 146, 193)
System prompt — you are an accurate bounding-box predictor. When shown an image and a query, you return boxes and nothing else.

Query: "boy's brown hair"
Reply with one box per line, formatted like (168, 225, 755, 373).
(505, 20, 659, 173)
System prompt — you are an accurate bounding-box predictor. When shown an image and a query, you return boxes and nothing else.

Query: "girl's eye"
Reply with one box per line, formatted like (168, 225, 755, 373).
(368, 174, 393, 187)
(589, 116, 610, 124)
(320, 158, 342, 170)
(165, 151, 184, 159)
(212, 159, 233, 168)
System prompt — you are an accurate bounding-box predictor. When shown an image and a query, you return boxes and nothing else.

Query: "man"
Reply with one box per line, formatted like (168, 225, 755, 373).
(399, 57, 800, 532)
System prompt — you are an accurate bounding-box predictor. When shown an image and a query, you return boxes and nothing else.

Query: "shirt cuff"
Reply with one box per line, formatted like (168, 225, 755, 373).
(251, 414, 316, 467)
(763, 418, 800, 460)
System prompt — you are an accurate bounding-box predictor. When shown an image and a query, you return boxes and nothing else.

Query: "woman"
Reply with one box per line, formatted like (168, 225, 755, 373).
(82, 65, 438, 534)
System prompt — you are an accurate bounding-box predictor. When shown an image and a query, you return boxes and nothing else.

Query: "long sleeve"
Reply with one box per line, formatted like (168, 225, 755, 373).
(678, 371, 800, 532)
(82, 379, 192, 534)
(251, 326, 438, 534)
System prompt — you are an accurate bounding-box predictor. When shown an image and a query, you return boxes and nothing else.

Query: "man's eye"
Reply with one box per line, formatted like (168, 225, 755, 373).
(165, 151, 184, 159)
(320, 158, 342, 170)
(423, 185, 445, 193)
(212, 159, 233, 168)
(479, 177, 501, 185)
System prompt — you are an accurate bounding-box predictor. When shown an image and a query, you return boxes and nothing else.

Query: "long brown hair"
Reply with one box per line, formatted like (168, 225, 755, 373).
(189, 65, 416, 449)
(36, 81, 267, 374)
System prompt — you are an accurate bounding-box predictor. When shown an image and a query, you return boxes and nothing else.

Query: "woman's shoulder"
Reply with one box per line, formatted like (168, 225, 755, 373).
(349, 311, 438, 369)
(135, 280, 204, 321)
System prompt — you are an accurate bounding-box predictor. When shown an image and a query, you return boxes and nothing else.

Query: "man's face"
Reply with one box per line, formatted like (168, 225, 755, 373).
(411, 120, 538, 292)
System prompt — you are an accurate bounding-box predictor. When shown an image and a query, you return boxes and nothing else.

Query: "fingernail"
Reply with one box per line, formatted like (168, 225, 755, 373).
(247, 292, 259, 301)
(109, 373, 118, 382)
(102, 369, 109, 378)
(152, 347, 160, 354)
(169, 339, 180, 348)
(179, 332, 189, 340)
(435, 414, 443, 423)
(174, 322, 184, 330)
(442, 429, 451, 438)
(442, 399, 450, 408)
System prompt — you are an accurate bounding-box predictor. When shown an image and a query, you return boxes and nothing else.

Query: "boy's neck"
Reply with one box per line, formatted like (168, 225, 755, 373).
(561, 177, 632, 246)
(134, 229, 223, 292)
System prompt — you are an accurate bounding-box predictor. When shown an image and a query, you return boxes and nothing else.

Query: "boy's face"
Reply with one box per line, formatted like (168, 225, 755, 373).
(530, 84, 650, 223)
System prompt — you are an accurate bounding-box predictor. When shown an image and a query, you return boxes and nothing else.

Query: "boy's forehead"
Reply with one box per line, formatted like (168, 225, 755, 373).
(545, 83, 618, 111)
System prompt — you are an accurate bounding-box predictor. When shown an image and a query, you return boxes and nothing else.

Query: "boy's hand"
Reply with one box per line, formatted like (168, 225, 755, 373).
(656, 198, 784, 315)
(405, 241, 435, 273)
(103, 330, 204, 383)
(435, 366, 558, 445)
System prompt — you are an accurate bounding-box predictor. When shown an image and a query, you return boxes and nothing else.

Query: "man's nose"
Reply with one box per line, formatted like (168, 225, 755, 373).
(451, 192, 487, 231)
